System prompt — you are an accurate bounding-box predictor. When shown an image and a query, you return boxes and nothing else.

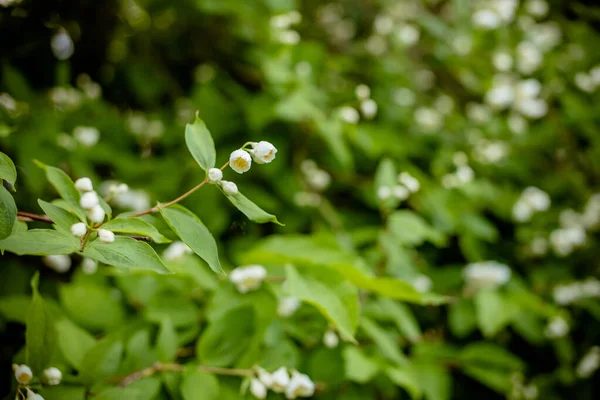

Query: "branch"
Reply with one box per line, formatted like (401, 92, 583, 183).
(17, 211, 53, 223)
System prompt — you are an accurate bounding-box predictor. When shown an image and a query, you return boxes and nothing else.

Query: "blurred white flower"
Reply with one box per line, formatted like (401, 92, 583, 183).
(251, 141, 278, 164)
(508, 113, 528, 135)
(544, 316, 569, 339)
(553, 279, 600, 305)
(522, 186, 551, 211)
(81, 258, 98, 274)
(396, 24, 420, 46)
(270, 367, 291, 393)
(208, 168, 223, 183)
(472, 9, 500, 30)
(256, 367, 274, 388)
(73, 126, 100, 147)
(392, 88, 416, 107)
(590, 65, 600, 86)
(576, 346, 600, 379)
(398, 172, 420, 193)
(75, 177, 94, 192)
(374, 15, 394, 35)
(163, 241, 193, 261)
(574, 72, 596, 93)
(51, 29, 74, 60)
(339, 106, 360, 124)
(526, 0, 549, 17)
(377, 186, 392, 201)
(491, 0, 518, 22)
(474, 140, 508, 164)
(530, 237, 548, 256)
(453, 152, 468, 166)
(43, 367, 62, 385)
(516, 42, 543, 75)
(582, 193, 600, 229)
(355, 84, 371, 100)
(306, 169, 331, 192)
(43, 255, 71, 273)
(278, 30, 301, 45)
(414, 107, 443, 131)
(411, 275, 432, 293)
(463, 260, 511, 289)
(278, 296, 301, 317)
(250, 378, 267, 399)
(451, 34, 473, 56)
(492, 51, 513, 71)
(550, 226, 585, 256)
(415, 70, 435, 91)
(366, 35, 388, 56)
(392, 185, 409, 201)
(559, 209, 582, 228)
(98, 229, 115, 243)
(360, 99, 378, 119)
(456, 165, 474, 184)
(323, 329, 339, 348)
(434, 95, 454, 115)
(295, 62, 312, 77)
(230, 149, 252, 174)
(513, 200, 534, 222)
(221, 180, 239, 196)
(229, 265, 267, 293)
(285, 370, 315, 399)
(26, 388, 44, 400)
(50, 87, 82, 110)
(294, 191, 321, 207)
(529, 22, 562, 51)
(0, 92, 17, 112)
(466, 103, 492, 124)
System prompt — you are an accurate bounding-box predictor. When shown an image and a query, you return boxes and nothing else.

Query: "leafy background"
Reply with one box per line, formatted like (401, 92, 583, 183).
(1, 0, 600, 399)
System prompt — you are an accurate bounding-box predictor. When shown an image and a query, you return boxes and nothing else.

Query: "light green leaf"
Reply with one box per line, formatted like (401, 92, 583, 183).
(360, 316, 408, 365)
(389, 210, 445, 247)
(413, 362, 451, 400)
(156, 317, 179, 362)
(475, 289, 515, 337)
(0, 186, 16, 240)
(285, 264, 358, 342)
(342, 346, 380, 383)
(375, 298, 422, 343)
(448, 299, 477, 338)
(0, 151, 17, 186)
(181, 368, 220, 400)
(94, 387, 143, 400)
(35, 161, 84, 219)
(26, 273, 57, 374)
(83, 236, 170, 274)
(160, 205, 223, 274)
(461, 366, 513, 394)
(224, 191, 282, 225)
(0, 295, 30, 323)
(375, 158, 397, 190)
(55, 318, 97, 370)
(185, 114, 216, 171)
(102, 217, 171, 243)
(386, 366, 422, 400)
(42, 385, 86, 400)
(59, 283, 125, 331)
(80, 338, 124, 385)
(38, 199, 80, 232)
(0, 229, 80, 255)
(459, 342, 524, 371)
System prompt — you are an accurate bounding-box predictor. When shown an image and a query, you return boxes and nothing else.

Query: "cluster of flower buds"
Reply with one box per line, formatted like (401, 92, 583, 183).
(463, 260, 511, 290)
(250, 366, 315, 399)
(229, 265, 267, 293)
(13, 364, 62, 399)
(73, 177, 115, 243)
(512, 186, 551, 223)
(377, 171, 420, 203)
(294, 160, 332, 208)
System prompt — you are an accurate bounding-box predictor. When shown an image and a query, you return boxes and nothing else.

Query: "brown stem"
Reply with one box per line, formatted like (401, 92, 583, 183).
(16, 211, 53, 223)
(118, 362, 253, 387)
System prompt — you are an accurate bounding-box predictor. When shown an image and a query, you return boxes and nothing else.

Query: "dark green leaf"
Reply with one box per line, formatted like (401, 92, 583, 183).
(83, 236, 170, 273)
(80, 338, 124, 384)
(224, 191, 282, 225)
(26, 273, 57, 374)
(0, 229, 80, 255)
(386, 366, 422, 400)
(360, 316, 408, 365)
(185, 114, 216, 172)
(0, 186, 16, 240)
(102, 217, 171, 243)
(38, 199, 80, 232)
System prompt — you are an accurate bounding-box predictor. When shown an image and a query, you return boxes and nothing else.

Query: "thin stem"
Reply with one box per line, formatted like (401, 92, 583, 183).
(16, 211, 53, 223)
(131, 178, 208, 217)
(118, 362, 253, 387)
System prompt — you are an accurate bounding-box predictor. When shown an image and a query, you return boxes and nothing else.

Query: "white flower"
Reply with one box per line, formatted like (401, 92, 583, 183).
(88, 204, 106, 224)
(251, 141, 278, 164)
(360, 99, 378, 119)
(451, 34, 473, 56)
(516, 41, 543, 75)
(574, 72, 595, 93)
(374, 15, 394, 35)
(278, 296, 301, 317)
(111, 189, 150, 212)
(412, 275, 432, 293)
(163, 241, 193, 261)
(582, 279, 600, 297)
(392, 88, 415, 107)
(43, 255, 71, 273)
(377, 186, 392, 201)
(285, 370, 315, 399)
(530, 237, 548, 256)
(75, 177, 94, 192)
(398, 172, 420, 193)
(553, 283, 581, 305)
(472, 9, 500, 29)
(51, 29, 74, 60)
(98, 229, 115, 243)
(544, 316, 569, 339)
(294, 192, 321, 207)
(392, 185, 409, 201)
(466, 103, 491, 124)
(339, 106, 360, 124)
(355, 84, 371, 100)
(576, 346, 600, 379)
(365, 35, 388, 56)
(306, 170, 331, 191)
(229, 149, 252, 173)
(270, 367, 291, 393)
(414, 107, 443, 131)
(250, 378, 267, 399)
(452, 152, 468, 166)
(522, 187, 550, 211)
(508, 113, 528, 135)
(456, 165, 474, 184)
(208, 168, 223, 183)
(492, 51, 513, 71)
(71, 222, 87, 237)
(526, 0, 548, 17)
(513, 200, 534, 222)
(229, 265, 267, 293)
(80, 191, 99, 209)
(26, 388, 45, 400)
(323, 329, 339, 348)
(43, 367, 62, 385)
(396, 24, 420, 46)
(73, 126, 100, 147)
(81, 258, 98, 274)
(463, 261, 511, 289)
(221, 180, 238, 196)
(278, 30, 301, 45)
(13, 364, 33, 384)
(256, 367, 274, 388)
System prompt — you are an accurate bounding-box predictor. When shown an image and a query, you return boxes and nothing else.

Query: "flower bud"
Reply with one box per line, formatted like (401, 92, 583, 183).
(270, 367, 290, 393)
(229, 149, 252, 173)
(88, 204, 106, 223)
(26, 388, 44, 400)
(250, 378, 267, 399)
(208, 168, 223, 183)
(256, 367, 274, 388)
(98, 229, 115, 243)
(323, 329, 339, 348)
(74, 177, 93, 192)
(71, 222, 87, 237)
(43, 367, 62, 385)
(80, 191, 99, 209)
(43, 255, 71, 273)
(285, 370, 315, 399)
(229, 265, 267, 293)
(277, 296, 301, 317)
(81, 258, 98, 274)
(251, 141, 278, 164)
(13, 364, 33, 384)
(221, 180, 238, 196)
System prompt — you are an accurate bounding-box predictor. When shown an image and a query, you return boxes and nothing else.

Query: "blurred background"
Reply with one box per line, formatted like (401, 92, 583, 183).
(1, 0, 600, 399)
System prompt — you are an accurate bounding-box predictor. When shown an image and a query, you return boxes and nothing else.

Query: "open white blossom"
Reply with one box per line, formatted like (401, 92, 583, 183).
(576, 346, 600, 379)
(221, 180, 238, 196)
(98, 229, 115, 243)
(80, 191, 100, 209)
(251, 141, 278, 164)
(13, 364, 33, 384)
(285, 370, 315, 399)
(71, 222, 87, 237)
(463, 261, 511, 289)
(75, 177, 94, 192)
(544, 316, 569, 339)
(323, 329, 339, 348)
(163, 241, 193, 261)
(522, 186, 551, 211)
(278, 296, 301, 317)
(43, 367, 62, 385)
(229, 265, 267, 293)
(88, 204, 106, 223)
(229, 149, 252, 173)
(270, 367, 291, 393)
(43, 255, 71, 273)
(250, 378, 267, 399)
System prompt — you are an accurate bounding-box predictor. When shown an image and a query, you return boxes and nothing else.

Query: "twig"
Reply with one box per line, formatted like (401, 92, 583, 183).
(16, 211, 53, 223)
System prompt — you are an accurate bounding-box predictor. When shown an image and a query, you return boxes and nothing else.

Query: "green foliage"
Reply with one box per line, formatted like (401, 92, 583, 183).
(26, 273, 57, 374)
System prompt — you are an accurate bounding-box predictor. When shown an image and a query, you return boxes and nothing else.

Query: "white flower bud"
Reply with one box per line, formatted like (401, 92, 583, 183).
(43, 367, 62, 385)
(81, 258, 98, 274)
(13, 364, 33, 384)
(26, 388, 45, 400)
(229, 265, 267, 293)
(398, 172, 420, 192)
(256, 367, 274, 388)
(88, 204, 106, 223)
(277, 296, 301, 317)
(208, 168, 223, 183)
(80, 191, 99, 209)
(43, 255, 71, 273)
(117, 183, 129, 193)
(392, 185, 409, 201)
(270, 367, 290, 393)
(250, 378, 267, 399)
(98, 229, 115, 243)
(360, 99, 378, 119)
(221, 180, 238, 196)
(377, 186, 392, 201)
(51, 29, 74, 60)
(339, 106, 360, 124)
(285, 370, 315, 399)
(71, 222, 87, 237)
(73, 126, 100, 147)
(229, 149, 252, 173)
(74, 177, 94, 192)
(355, 84, 371, 100)
(323, 329, 339, 348)
(251, 141, 278, 164)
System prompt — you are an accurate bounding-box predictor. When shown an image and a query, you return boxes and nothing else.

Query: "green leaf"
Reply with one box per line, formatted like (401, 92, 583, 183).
(26, 273, 57, 374)
(413, 362, 451, 400)
(475, 289, 515, 337)
(160, 205, 223, 274)
(285, 264, 358, 342)
(43, 385, 87, 400)
(0, 151, 17, 186)
(196, 306, 255, 367)
(38, 199, 80, 232)
(342, 346, 380, 383)
(459, 342, 524, 371)
(80, 338, 124, 385)
(59, 282, 125, 331)
(0, 295, 30, 323)
(2, 62, 32, 100)
(448, 299, 477, 338)
(102, 217, 171, 243)
(0, 186, 16, 240)
(461, 366, 513, 394)
(35, 162, 84, 217)
(83, 236, 170, 274)
(0, 229, 80, 255)
(386, 366, 422, 400)
(185, 114, 216, 172)
(55, 318, 97, 370)
(224, 191, 282, 225)
(375, 298, 422, 343)
(94, 387, 143, 400)
(389, 210, 445, 247)
(360, 316, 408, 365)
(156, 317, 179, 362)
(181, 368, 220, 400)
